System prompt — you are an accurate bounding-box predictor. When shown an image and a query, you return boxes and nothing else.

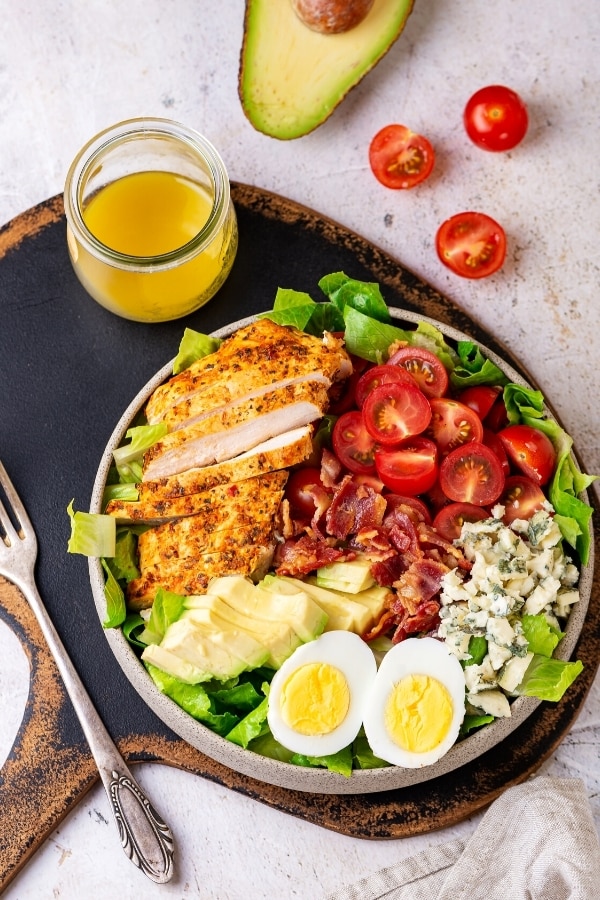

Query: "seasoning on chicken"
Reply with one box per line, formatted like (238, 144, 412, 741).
(105, 470, 287, 525)
(137, 425, 313, 503)
(145, 318, 351, 426)
(143, 379, 330, 480)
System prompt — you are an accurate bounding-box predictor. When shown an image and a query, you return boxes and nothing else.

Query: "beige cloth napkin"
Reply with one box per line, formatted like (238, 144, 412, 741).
(326, 777, 600, 900)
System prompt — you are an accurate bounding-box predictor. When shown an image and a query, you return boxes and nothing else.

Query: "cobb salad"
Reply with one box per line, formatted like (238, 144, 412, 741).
(69, 272, 595, 777)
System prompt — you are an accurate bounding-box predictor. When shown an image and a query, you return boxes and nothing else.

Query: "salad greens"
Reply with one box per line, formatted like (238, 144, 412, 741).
(67, 270, 596, 777)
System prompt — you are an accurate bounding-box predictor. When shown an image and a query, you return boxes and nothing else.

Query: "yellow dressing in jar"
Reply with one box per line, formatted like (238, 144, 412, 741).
(64, 118, 238, 323)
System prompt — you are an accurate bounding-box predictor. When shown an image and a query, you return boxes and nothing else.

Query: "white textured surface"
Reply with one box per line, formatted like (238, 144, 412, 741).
(0, 1, 599, 897)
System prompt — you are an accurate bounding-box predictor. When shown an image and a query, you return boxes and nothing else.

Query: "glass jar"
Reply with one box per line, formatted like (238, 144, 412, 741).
(64, 118, 238, 323)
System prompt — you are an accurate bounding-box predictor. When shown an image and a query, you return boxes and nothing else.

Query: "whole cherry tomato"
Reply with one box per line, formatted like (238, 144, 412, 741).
(436, 211, 507, 279)
(369, 124, 435, 189)
(464, 85, 528, 152)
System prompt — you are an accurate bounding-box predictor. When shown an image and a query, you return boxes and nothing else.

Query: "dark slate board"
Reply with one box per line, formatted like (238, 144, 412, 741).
(0, 186, 598, 890)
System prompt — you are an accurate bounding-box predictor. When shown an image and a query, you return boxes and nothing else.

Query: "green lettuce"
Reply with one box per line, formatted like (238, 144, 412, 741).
(112, 424, 168, 482)
(318, 272, 391, 323)
(514, 654, 583, 702)
(67, 501, 116, 557)
(521, 614, 564, 658)
(172, 328, 220, 374)
(145, 664, 239, 736)
(450, 341, 509, 388)
(290, 744, 354, 777)
(139, 588, 186, 645)
(101, 558, 126, 628)
(225, 694, 270, 748)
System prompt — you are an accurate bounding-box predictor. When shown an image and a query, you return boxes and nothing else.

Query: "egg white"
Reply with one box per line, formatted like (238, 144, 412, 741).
(363, 637, 466, 768)
(267, 631, 377, 757)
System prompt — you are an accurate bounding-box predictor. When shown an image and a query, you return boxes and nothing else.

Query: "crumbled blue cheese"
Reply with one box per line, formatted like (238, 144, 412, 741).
(438, 507, 580, 718)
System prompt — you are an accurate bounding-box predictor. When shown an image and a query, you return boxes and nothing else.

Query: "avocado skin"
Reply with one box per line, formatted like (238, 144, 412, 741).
(238, 0, 414, 140)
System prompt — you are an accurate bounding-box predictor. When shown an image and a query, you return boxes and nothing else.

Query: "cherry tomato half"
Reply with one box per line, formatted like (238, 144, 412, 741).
(328, 354, 370, 415)
(332, 411, 378, 475)
(498, 475, 547, 524)
(439, 441, 505, 506)
(363, 382, 432, 445)
(355, 364, 415, 408)
(457, 385, 501, 421)
(433, 502, 489, 542)
(285, 467, 325, 519)
(369, 124, 435, 190)
(498, 424, 557, 486)
(482, 427, 510, 476)
(384, 493, 433, 525)
(427, 398, 484, 456)
(436, 211, 507, 279)
(386, 346, 449, 398)
(375, 437, 439, 495)
(464, 85, 528, 152)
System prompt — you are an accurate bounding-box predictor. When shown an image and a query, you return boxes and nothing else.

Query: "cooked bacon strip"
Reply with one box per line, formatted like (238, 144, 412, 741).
(325, 475, 387, 540)
(274, 534, 346, 577)
(392, 600, 442, 643)
(392, 558, 450, 615)
(145, 318, 351, 424)
(143, 380, 330, 480)
(137, 426, 312, 502)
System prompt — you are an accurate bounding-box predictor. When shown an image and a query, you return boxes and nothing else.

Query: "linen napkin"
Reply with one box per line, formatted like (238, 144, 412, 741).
(325, 777, 600, 900)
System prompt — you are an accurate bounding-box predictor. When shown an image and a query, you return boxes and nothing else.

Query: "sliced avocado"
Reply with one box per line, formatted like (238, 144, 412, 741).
(142, 643, 212, 685)
(206, 574, 328, 643)
(182, 599, 301, 669)
(272, 574, 374, 634)
(306, 576, 390, 621)
(316, 558, 376, 593)
(159, 617, 269, 680)
(239, 0, 414, 139)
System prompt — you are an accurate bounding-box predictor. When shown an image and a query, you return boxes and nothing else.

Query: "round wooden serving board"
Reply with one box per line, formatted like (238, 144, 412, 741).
(0, 185, 598, 891)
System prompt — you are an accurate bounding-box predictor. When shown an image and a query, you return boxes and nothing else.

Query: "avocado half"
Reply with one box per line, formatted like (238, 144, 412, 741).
(239, 0, 415, 140)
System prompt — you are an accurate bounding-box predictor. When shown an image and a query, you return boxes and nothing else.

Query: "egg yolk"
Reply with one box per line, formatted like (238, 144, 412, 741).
(384, 674, 453, 753)
(279, 662, 350, 736)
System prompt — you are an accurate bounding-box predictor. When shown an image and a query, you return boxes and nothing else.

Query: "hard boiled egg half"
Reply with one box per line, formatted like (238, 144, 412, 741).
(267, 631, 377, 757)
(363, 637, 466, 768)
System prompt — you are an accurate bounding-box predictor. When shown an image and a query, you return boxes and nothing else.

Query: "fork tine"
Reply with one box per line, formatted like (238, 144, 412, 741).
(0, 459, 32, 541)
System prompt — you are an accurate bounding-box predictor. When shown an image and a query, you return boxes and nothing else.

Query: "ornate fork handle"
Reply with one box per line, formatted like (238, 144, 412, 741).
(21, 578, 174, 883)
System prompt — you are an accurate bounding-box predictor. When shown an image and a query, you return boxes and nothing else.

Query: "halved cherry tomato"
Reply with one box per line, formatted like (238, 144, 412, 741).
(464, 85, 528, 152)
(457, 385, 501, 421)
(427, 397, 484, 455)
(484, 395, 509, 432)
(436, 211, 507, 279)
(355, 364, 415, 408)
(328, 354, 370, 415)
(498, 424, 556, 486)
(424, 478, 452, 514)
(363, 382, 432, 445)
(332, 411, 378, 475)
(386, 346, 449, 398)
(285, 467, 325, 519)
(384, 493, 432, 525)
(433, 502, 489, 542)
(375, 437, 439, 495)
(439, 441, 505, 506)
(498, 475, 547, 524)
(369, 124, 435, 190)
(482, 427, 510, 476)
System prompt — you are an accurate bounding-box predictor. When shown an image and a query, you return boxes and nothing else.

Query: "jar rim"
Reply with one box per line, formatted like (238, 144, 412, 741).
(63, 117, 231, 271)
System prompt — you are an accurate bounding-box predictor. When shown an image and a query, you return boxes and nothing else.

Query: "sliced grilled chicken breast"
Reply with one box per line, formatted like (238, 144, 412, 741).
(145, 318, 351, 425)
(142, 381, 328, 480)
(137, 425, 312, 502)
(105, 470, 287, 525)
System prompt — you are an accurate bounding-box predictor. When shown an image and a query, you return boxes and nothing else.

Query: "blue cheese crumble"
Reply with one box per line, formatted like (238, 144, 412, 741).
(438, 506, 580, 718)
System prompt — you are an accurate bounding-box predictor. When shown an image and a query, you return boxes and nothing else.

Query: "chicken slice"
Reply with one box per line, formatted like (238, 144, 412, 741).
(127, 538, 277, 610)
(138, 425, 312, 502)
(105, 470, 287, 525)
(145, 318, 351, 424)
(142, 380, 329, 480)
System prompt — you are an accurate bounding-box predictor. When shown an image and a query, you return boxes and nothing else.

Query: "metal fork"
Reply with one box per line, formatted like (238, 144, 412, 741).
(0, 460, 174, 883)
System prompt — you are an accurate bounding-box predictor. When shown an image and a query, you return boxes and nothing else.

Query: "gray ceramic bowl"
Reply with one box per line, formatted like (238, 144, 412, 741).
(88, 309, 593, 794)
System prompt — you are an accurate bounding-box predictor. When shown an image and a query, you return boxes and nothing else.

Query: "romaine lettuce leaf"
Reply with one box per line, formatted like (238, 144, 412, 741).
(139, 588, 186, 645)
(112, 423, 168, 471)
(172, 328, 220, 375)
(225, 694, 270, 748)
(101, 558, 127, 627)
(450, 341, 509, 388)
(463, 635, 488, 667)
(521, 614, 564, 657)
(145, 663, 238, 735)
(514, 654, 583, 702)
(290, 744, 354, 777)
(460, 713, 494, 736)
(67, 501, 116, 557)
(342, 306, 410, 362)
(352, 731, 389, 769)
(318, 271, 391, 323)
(248, 732, 295, 763)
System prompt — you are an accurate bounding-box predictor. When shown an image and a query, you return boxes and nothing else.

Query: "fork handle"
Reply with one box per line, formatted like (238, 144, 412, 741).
(21, 581, 174, 883)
